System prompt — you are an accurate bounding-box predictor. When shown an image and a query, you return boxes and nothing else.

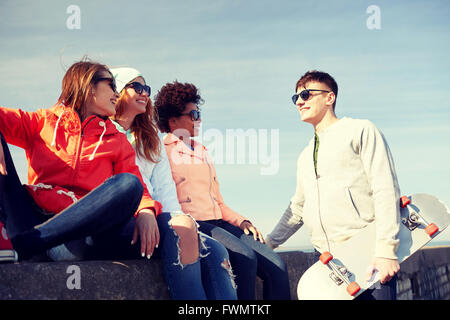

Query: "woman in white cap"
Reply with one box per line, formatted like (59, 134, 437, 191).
(109, 67, 237, 300)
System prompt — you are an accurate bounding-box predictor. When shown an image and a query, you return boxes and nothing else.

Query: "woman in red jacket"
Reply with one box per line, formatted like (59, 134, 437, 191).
(0, 59, 161, 261)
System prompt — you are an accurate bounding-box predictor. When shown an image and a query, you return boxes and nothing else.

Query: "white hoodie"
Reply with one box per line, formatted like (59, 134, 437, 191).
(267, 117, 401, 259)
(113, 121, 182, 213)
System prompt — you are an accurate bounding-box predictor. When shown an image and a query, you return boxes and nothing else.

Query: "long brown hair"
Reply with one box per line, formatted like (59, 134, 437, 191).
(57, 58, 111, 118)
(115, 88, 161, 163)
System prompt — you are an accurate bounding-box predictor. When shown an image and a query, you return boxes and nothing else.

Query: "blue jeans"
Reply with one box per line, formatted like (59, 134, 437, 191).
(0, 133, 236, 300)
(197, 219, 291, 300)
(312, 250, 397, 300)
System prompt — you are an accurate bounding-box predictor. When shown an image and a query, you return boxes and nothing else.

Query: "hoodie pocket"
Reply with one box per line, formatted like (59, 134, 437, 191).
(346, 187, 361, 218)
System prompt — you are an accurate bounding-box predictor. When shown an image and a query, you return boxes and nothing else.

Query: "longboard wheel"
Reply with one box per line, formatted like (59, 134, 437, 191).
(319, 252, 333, 264)
(346, 282, 361, 296)
(425, 223, 439, 237)
(400, 196, 411, 208)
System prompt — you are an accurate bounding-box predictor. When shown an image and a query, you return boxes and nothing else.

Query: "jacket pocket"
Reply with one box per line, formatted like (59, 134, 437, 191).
(174, 176, 186, 186)
(346, 187, 361, 218)
(179, 196, 192, 204)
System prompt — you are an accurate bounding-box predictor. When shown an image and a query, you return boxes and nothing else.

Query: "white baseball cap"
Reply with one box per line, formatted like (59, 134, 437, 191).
(110, 67, 143, 93)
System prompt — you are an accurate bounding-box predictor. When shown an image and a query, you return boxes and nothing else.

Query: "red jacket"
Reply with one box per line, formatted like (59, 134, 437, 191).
(0, 104, 162, 216)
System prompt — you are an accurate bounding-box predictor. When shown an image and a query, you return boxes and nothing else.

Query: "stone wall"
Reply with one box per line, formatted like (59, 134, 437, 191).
(0, 246, 448, 300)
(395, 246, 450, 300)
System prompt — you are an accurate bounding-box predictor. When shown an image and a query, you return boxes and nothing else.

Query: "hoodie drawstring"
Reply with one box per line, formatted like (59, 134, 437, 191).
(89, 121, 106, 160)
(29, 183, 78, 205)
(56, 189, 78, 203)
(51, 111, 66, 147)
(30, 183, 53, 192)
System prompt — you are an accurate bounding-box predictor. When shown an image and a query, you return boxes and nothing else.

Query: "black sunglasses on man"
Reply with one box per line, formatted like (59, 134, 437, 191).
(292, 89, 330, 105)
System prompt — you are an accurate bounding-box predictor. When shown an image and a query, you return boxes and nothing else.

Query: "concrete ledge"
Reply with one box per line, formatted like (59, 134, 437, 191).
(0, 247, 448, 299)
(0, 259, 170, 300)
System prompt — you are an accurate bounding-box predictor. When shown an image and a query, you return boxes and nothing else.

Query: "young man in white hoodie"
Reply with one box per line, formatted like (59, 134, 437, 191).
(266, 70, 401, 300)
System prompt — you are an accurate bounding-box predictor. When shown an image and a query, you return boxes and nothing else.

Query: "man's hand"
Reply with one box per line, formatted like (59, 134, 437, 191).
(132, 209, 160, 259)
(240, 220, 265, 243)
(366, 257, 400, 284)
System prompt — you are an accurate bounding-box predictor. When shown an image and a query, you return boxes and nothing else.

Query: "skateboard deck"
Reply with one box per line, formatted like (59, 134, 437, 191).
(297, 193, 450, 300)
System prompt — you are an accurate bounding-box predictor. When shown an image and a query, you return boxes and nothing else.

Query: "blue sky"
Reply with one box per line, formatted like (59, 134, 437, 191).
(1, 0, 449, 248)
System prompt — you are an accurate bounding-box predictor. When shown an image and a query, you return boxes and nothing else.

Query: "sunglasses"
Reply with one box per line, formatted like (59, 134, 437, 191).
(127, 82, 151, 96)
(180, 109, 201, 121)
(94, 77, 117, 93)
(291, 89, 330, 105)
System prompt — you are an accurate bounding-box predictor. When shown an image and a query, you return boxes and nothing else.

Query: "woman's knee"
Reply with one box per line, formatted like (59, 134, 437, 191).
(113, 173, 143, 198)
(169, 215, 199, 265)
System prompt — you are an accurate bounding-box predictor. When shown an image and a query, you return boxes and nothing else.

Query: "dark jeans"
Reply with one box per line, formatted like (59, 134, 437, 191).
(197, 219, 291, 300)
(312, 250, 397, 300)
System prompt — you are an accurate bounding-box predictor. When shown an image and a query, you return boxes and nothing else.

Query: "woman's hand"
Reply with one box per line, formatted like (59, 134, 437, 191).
(132, 209, 160, 259)
(240, 220, 265, 244)
(0, 142, 7, 175)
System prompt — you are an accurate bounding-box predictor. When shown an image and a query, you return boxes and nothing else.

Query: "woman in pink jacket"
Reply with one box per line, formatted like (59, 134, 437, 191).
(154, 81, 290, 300)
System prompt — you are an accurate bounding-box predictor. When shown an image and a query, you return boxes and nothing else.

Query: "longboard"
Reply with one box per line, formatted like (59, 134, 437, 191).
(297, 193, 450, 300)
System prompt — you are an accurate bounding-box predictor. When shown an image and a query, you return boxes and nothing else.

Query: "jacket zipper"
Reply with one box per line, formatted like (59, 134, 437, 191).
(314, 135, 331, 253)
(316, 173, 331, 253)
(70, 117, 94, 184)
(204, 156, 217, 217)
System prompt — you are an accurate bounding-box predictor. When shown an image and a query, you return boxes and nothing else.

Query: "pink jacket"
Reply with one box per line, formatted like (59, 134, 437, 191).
(164, 133, 247, 227)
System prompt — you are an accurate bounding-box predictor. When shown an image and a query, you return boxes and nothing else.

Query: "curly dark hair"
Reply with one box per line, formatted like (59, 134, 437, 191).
(154, 81, 203, 133)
